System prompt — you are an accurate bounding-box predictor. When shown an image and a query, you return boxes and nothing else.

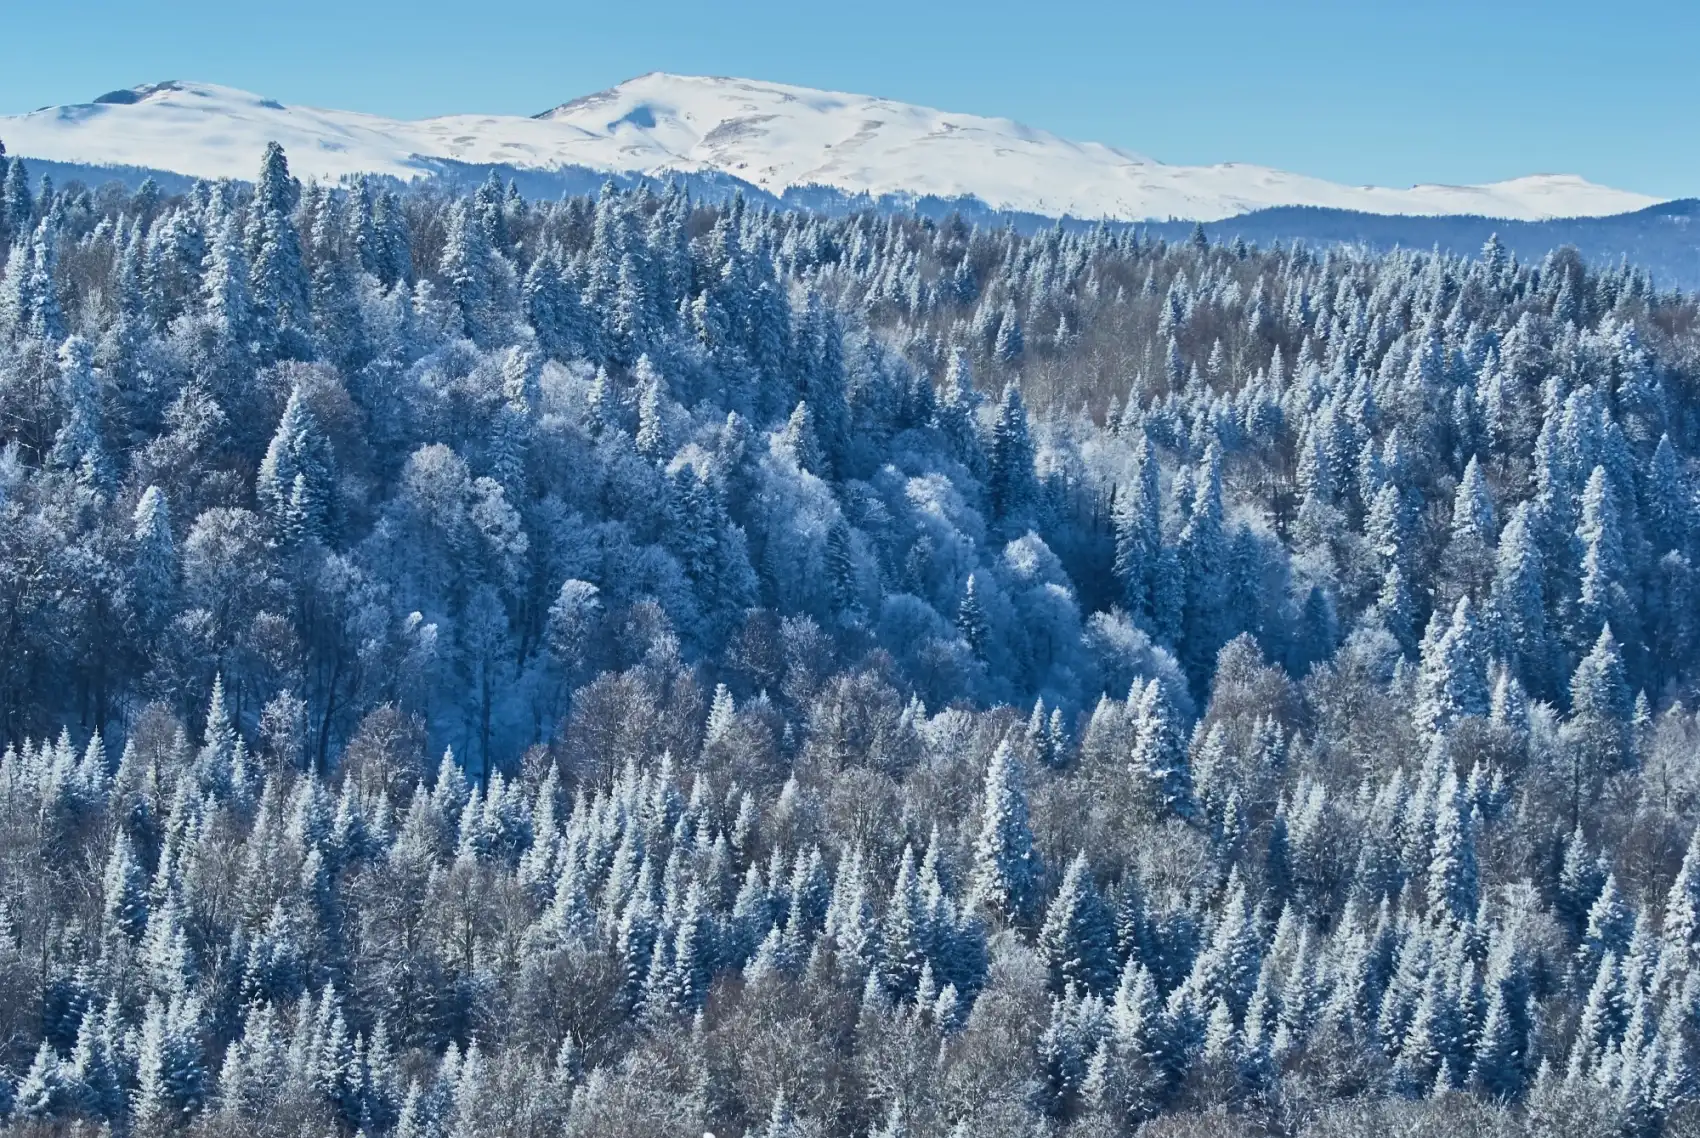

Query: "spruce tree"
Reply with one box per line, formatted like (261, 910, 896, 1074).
(1085, 960, 1165, 1126)
(247, 146, 309, 346)
(1426, 769, 1478, 923)
(256, 386, 335, 544)
(988, 381, 1039, 527)
(1488, 501, 1554, 697)
(934, 348, 985, 476)
(879, 845, 928, 999)
(1569, 624, 1633, 774)
(439, 199, 495, 344)
(968, 740, 1041, 925)
(1039, 851, 1118, 996)
(1413, 597, 1491, 737)
(780, 400, 825, 475)
(1574, 464, 1634, 651)
(1128, 678, 1193, 820)
(1660, 826, 1700, 985)
(957, 573, 990, 660)
(48, 335, 111, 487)
(1113, 431, 1163, 629)
(1439, 455, 1497, 606)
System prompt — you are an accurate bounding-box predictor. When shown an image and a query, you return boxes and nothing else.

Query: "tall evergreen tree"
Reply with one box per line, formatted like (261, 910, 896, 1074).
(246, 145, 310, 347)
(969, 739, 1042, 925)
(1569, 624, 1633, 773)
(988, 381, 1039, 527)
(1414, 597, 1491, 737)
(1039, 852, 1118, 996)
(256, 386, 336, 544)
(48, 335, 111, 487)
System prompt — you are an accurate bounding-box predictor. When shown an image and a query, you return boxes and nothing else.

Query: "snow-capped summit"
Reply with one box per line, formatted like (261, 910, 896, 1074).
(0, 74, 1663, 222)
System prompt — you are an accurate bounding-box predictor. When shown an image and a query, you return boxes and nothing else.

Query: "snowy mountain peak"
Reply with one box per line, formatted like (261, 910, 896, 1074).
(0, 74, 1664, 223)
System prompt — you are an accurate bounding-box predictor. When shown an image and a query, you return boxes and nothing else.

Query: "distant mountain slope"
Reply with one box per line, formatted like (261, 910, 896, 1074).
(0, 74, 1662, 223)
(1167, 198, 1700, 289)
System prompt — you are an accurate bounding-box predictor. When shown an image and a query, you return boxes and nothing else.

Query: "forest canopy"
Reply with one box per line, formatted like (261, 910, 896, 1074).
(0, 139, 1699, 1137)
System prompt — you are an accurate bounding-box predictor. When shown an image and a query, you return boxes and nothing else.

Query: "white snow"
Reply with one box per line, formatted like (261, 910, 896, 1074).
(0, 75, 1664, 223)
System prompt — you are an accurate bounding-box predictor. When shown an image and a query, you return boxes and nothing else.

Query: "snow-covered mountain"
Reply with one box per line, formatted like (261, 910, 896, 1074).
(0, 74, 1663, 222)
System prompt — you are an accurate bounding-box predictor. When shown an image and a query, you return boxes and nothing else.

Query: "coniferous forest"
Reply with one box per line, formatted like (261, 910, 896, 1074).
(4, 139, 1700, 1138)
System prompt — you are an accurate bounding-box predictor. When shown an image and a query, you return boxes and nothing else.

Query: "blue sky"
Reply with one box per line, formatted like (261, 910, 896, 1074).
(3, 0, 1695, 197)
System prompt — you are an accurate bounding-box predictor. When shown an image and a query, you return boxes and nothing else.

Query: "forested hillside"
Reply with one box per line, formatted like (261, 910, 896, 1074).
(2, 141, 1700, 1137)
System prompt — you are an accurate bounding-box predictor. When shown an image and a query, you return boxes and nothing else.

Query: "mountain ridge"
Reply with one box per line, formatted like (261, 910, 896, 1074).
(0, 73, 1663, 223)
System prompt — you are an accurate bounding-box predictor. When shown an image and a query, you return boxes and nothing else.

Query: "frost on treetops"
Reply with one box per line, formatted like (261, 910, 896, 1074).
(0, 141, 1695, 1137)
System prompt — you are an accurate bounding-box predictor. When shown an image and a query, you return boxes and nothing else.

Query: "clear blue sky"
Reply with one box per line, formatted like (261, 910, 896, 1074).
(3, 0, 1695, 198)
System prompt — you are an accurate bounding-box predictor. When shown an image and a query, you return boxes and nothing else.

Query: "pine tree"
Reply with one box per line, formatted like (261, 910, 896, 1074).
(372, 188, 414, 286)
(780, 400, 825, 475)
(1413, 597, 1491, 737)
(1086, 959, 1165, 1126)
(132, 485, 177, 627)
(825, 519, 861, 622)
(988, 381, 1039, 527)
(1579, 875, 1636, 990)
(1184, 871, 1262, 1019)
(761, 1088, 800, 1138)
(48, 335, 112, 487)
(1488, 501, 1554, 697)
(934, 348, 985, 476)
(201, 211, 255, 352)
(1, 155, 31, 240)
(1439, 455, 1497, 606)
(633, 358, 669, 461)
(133, 993, 207, 1133)
(612, 251, 655, 362)
(1365, 481, 1412, 576)
(969, 740, 1041, 925)
(1660, 826, 1700, 986)
(1178, 443, 1228, 678)
(439, 199, 495, 343)
(3, 215, 65, 342)
(1426, 768, 1478, 923)
(15, 1039, 66, 1120)
(957, 573, 990, 660)
(1471, 969, 1531, 1102)
(1037, 985, 1103, 1116)
(869, 1098, 909, 1138)
(994, 307, 1024, 361)
(247, 145, 310, 345)
(879, 845, 928, 999)
(795, 290, 850, 468)
(523, 241, 582, 361)
(823, 845, 875, 983)
(1569, 624, 1633, 774)
(1574, 464, 1635, 651)
(194, 673, 242, 799)
(1129, 679, 1193, 820)
(705, 682, 735, 745)
(1113, 431, 1163, 627)
(103, 829, 149, 941)
(68, 1001, 126, 1122)
(1644, 433, 1688, 557)
(256, 386, 335, 544)
(1372, 563, 1419, 650)
(1039, 852, 1118, 996)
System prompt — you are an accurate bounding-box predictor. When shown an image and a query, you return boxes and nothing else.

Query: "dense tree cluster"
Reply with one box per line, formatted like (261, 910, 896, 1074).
(3, 140, 1700, 1136)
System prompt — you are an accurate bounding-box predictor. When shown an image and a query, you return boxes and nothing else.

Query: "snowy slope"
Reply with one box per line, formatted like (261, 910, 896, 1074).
(0, 75, 1664, 222)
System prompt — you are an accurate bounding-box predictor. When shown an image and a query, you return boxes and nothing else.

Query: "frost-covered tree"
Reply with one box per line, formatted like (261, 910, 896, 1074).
(1039, 852, 1117, 996)
(256, 386, 335, 543)
(969, 739, 1041, 924)
(1413, 597, 1491, 737)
